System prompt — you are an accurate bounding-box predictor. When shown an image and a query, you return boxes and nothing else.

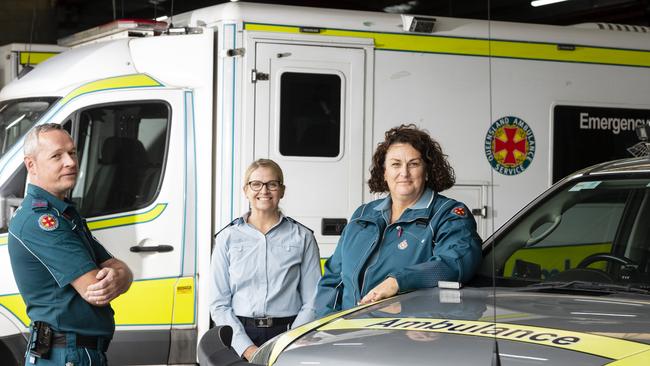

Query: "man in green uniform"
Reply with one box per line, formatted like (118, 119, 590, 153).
(8, 123, 132, 366)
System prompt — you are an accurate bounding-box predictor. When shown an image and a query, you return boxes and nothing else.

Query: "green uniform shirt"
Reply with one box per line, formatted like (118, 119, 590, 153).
(8, 184, 114, 337)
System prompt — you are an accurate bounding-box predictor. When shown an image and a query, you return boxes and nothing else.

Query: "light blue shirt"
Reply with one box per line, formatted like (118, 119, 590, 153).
(209, 212, 321, 355)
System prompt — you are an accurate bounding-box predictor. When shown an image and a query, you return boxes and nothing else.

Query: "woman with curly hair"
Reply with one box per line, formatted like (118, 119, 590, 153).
(315, 124, 482, 315)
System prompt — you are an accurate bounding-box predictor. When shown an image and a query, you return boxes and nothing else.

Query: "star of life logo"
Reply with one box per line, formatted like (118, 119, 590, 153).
(485, 116, 535, 176)
(38, 214, 59, 231)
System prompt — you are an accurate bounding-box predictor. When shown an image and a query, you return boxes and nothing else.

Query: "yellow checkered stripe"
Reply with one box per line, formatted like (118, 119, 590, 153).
(0, 276, 195, 327)
(244, 23, 650, 68)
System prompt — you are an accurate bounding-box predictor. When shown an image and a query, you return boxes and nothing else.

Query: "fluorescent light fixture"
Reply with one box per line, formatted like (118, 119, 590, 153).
(531, 0, 569, 7)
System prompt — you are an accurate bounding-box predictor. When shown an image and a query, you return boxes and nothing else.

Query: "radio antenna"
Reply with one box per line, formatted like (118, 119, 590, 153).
(18, 3, 36, 79)
(170, 0, 175, 26)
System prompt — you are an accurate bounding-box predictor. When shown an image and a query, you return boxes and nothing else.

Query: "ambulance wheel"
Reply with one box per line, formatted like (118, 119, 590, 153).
(0, 341, 21, 366)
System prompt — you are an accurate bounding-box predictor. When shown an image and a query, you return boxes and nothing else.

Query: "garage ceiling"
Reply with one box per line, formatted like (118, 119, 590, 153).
(1, 0, 648, 46)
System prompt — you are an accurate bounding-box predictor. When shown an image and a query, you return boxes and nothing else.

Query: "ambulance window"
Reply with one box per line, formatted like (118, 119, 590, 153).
(0, 97, 58, 160)
(278, 72, 341, 157)
(0, 166, 27, 233)
(72, 102, 169, 218)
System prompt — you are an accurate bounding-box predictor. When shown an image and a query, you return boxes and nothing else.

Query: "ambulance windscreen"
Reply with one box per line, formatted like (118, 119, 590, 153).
(0, 97, 58, 160)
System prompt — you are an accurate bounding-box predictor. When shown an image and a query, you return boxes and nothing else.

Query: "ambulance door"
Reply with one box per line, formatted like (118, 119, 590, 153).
(254, 43, 365, 256)
(65, 89, 195, 364)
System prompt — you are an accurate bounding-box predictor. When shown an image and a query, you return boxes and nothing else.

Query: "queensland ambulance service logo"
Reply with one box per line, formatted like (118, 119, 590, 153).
(485, 116, 535, 175)
(38, 214, 59, 231)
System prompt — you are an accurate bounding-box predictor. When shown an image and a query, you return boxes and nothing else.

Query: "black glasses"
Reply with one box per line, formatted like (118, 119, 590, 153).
(247, 180, 282, 191)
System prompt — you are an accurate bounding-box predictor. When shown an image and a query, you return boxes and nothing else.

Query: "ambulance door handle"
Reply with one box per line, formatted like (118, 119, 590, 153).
(471, 206, 488, 218)
(130, 245, 174, 253)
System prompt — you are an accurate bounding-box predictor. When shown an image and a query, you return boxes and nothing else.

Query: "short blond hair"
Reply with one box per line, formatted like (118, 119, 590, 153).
(23, 123, 69, 157)
(243, 159, 284, 188)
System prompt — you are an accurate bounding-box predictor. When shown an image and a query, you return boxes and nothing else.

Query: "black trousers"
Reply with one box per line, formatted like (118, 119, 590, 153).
(244, 323, 291, 347)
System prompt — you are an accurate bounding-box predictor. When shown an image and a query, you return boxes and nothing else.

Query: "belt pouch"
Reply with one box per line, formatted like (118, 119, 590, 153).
(29, 321, 52, 360)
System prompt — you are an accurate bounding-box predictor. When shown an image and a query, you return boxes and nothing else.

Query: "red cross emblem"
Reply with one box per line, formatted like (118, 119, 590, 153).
(494, 126, 527, 167)
(38, 214, 59, 231)
(485, 116, 535, 176)
(452, 207, 466, 217)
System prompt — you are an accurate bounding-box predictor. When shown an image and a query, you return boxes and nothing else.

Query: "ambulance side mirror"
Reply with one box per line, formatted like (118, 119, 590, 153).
(0, 195, 22, 231)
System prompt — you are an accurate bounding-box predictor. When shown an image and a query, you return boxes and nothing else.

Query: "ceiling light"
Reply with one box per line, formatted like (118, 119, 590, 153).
(531, 0, 569, 7)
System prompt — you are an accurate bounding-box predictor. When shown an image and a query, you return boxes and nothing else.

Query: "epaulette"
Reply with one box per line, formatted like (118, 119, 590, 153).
(214, 217, 240, 238)
(31, 199, 50, 212)
(285, 216, 314, 234)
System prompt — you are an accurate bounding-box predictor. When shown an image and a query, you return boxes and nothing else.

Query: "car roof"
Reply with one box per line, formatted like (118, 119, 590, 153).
(569, 156, 650, 179)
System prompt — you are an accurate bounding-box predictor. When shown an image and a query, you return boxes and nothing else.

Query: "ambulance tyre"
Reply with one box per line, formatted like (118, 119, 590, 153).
(0, 340, 20, 366)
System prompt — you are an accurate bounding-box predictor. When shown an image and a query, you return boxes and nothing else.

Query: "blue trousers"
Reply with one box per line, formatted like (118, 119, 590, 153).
(25, 333, 108, 366)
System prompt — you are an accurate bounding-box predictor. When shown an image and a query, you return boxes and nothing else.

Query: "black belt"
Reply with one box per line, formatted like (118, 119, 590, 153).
(237, 315, 296, 328)
(52, 332, 109, 352)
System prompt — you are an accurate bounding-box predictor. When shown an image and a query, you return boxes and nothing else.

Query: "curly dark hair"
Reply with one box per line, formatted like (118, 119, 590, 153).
(368, 124, 455, 193)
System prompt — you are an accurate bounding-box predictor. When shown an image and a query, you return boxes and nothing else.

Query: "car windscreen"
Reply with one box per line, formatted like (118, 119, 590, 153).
(0, 97, 59, 159)
(480, 175, 650, 290)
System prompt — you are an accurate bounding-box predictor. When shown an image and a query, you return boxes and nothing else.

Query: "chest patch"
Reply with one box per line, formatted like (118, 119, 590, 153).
(38, 214, 59, 231)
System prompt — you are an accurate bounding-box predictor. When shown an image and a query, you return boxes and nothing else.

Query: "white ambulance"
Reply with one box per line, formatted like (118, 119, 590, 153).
(0, 2, 649, 364)
(0, 43, 66, 89)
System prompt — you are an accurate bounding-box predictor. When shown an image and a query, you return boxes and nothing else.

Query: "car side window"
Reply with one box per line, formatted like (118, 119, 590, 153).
(483, 178, 650, 284)
(71, 102, 169, 217)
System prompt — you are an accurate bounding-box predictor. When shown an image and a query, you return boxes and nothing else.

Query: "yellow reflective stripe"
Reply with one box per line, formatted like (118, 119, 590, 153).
(171, 277, 196, 324)
(268, 301, 385, 366)
(318, 317, 650, 360)
(0, 294, 29, 326)
(244, 23, 487, 55)
(244, 23, 650, 68)
(0, 204, 166, 245)
(19, 52, 59, 65)
(491, 41, 650, 67)
(60, 74, 163, 104)
(606, 349, 650, 365)
(112, 276, 195, 326)
(86, 203, 166, 231)
(319, 258, 326, 275)
(0, 277, 195, 327)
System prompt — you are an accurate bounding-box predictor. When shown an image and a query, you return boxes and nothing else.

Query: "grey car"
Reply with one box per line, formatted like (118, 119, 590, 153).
(201, 156, 650, 365)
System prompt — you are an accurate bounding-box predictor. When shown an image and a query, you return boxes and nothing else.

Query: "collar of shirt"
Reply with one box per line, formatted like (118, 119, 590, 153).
(236, 211, 287, 234)
(27, 183, 74, 214)
(373, 188, 435, 223)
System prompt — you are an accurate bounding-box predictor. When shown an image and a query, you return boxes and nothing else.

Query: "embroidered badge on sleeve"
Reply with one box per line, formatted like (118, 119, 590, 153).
(451, 207, 467, 217)
(38, 214, 59, 231)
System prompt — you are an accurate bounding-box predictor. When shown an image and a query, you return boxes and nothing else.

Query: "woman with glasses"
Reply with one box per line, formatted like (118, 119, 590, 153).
(315, 124, 482, 316)
(208, 159, 321, 361)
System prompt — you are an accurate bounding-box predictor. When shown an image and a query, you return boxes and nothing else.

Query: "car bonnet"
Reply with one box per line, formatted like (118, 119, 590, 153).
(268, 288, 650, 366)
